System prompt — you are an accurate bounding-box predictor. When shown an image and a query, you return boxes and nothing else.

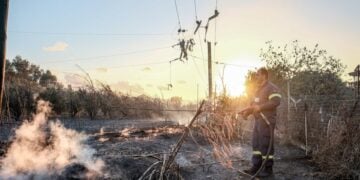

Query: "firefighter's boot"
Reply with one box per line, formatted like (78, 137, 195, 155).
(257, 166, 273, 177)
(243, 166, 259, 176)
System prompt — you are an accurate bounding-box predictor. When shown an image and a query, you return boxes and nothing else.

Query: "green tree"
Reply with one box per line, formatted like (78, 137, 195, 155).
(39, 86, 66, 115)
(11, 56, 42, 83)
(259, 40, 347, 96)
(77, 88, 100, 120)
(3, 56, 42, 120)
(65, 86, 82, 118)
(39, 70, 57, 87)
(4, 83, 36, 121)
(3, 56, 61, 120)
(291, 71, 346, 96)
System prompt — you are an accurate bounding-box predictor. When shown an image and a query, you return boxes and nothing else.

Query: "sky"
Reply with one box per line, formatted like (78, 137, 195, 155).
(6, 0, 360, 101)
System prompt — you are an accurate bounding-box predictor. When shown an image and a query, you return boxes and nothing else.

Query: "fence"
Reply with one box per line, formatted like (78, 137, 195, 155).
(276, 95, 359, 153)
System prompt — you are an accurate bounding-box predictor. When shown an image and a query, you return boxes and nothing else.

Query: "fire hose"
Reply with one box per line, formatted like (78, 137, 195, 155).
(238, 111, 274, 179)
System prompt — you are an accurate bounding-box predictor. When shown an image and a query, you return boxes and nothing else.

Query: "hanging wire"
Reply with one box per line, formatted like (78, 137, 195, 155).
(59, 60, 170, 74)
(193, 0, 198, 21)
(190, 55, 258, 68)
(9, 30, 172, 37)
(168, 58, 180, 90)
(173, 0, 182, 30)
(191, 0, 207, 76)
(192, 56, 206, 85)
(198, 33, 207, 74)
(170, 61, 172, 86)
(41, 45, 173, 64)
(214, 0, 218, 45)
(213, 0, 219, 62)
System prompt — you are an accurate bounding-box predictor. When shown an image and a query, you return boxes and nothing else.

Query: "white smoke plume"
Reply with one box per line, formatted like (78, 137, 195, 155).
(0, 100, 104, 179)
(167, 112, 195, 126)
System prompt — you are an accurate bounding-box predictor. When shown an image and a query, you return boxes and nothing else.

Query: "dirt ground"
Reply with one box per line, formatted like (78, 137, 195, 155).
(0, 119, 320, 179)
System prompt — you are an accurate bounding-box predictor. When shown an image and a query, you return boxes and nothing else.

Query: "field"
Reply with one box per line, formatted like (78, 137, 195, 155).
(1, 118, 319, 179)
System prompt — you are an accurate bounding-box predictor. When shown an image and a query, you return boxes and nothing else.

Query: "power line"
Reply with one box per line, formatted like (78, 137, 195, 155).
(190, 55, 258, 68)
(41, 45, 173, 64)
(60, 60, 170, 73)
(193, 0, 198, 21)
(191, 0, 207, 76)
(8, 30, 173, 37)
(173, 0, 182, 29)
(197, 33, 207, 75)
(214, 0, 219, 63)
(214, 61, 258, 68)
(104, 61, 169, 69)
(191, 56, 206, 85)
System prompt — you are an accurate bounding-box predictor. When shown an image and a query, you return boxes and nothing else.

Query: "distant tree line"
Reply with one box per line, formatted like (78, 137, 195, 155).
(1, 56, 191, 121)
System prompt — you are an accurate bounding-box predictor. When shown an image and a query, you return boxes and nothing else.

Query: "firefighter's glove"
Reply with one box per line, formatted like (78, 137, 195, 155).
(239, 107, 254, 120)
(252, 105, 261, 113)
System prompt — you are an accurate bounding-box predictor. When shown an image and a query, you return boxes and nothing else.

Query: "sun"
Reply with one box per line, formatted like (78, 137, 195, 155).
(218, 66, 248, 96)
(216, 59, 264, 97)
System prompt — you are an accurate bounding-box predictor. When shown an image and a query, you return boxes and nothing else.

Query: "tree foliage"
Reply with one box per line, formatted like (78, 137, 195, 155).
(259, 40, 347, 96)
(65, 86, 82, 118)
(3, 56, 50, 120)
(39, 87, 66, 115)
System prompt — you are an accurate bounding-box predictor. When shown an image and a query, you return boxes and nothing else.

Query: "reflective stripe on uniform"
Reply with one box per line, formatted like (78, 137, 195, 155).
(268, 93, 281, 100)
(253, 151, 262, 155)
(262, 155, 273, 159)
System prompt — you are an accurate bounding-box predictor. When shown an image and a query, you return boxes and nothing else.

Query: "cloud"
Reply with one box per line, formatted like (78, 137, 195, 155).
(111, 81, 145, 95)
(64, 73, 86, 88)
(96, 68, 108, 73)
(43, 41, 69, 52)
(142, 67, 151, 72)
(177, 80, 187, 84)
(146, 84, 153, 88)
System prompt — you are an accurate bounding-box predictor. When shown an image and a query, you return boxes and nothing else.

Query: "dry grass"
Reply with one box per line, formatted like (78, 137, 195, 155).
(196, 105, 245, 168)
(313, 101, 360, 179)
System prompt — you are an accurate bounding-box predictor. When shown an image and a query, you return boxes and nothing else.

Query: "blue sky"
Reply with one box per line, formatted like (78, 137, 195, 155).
(6, 0, 360, 101)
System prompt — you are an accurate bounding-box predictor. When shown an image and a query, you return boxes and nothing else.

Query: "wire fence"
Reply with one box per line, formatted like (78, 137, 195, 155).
(276, 95, 359, 153)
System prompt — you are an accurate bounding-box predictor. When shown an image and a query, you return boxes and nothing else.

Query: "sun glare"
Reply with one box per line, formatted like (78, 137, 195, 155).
(216, 59, 263, 97)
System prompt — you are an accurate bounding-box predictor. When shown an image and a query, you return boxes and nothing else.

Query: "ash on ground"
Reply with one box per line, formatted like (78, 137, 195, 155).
(1, 119, 320, 180)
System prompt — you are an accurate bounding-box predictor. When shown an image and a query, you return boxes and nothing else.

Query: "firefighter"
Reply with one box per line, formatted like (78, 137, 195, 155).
(240, 67, 282, 177)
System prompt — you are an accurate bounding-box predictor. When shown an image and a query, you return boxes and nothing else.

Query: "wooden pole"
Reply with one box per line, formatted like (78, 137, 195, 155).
(357, 65, 359, 99)
(305, 111, 308, 155)
(207, 42, 212, 100)
(287, 80, 291, 140)
(354, 75, 356, 98)
(196, 83, 199, 109)
(0, 0, 9, 119)
(304, 96, 308, 155)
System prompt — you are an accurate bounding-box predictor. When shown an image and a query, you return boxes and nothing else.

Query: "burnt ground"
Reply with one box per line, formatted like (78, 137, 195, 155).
(0, 119, 321, 179)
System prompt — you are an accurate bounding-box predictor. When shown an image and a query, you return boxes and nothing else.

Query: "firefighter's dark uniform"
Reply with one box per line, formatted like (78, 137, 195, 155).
(251, 81, 281, 169)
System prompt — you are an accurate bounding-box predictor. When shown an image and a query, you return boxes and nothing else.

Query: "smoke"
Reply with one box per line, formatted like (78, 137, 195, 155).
(0, 100, 104, 179)
(169, 112, 195, 126)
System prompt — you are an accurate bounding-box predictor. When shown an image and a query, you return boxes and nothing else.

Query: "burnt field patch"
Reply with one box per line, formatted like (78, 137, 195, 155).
(84, 122, 319, 179)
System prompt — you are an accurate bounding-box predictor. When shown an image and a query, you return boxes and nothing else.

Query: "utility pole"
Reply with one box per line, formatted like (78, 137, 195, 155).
(357, 64, 360, 99)
(0, 0, 9, 117)
(207, 42, 212, 100)
(287, 80, 291, 140)
(304, 96, 308, 156)
(196, 83, 199, 109)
